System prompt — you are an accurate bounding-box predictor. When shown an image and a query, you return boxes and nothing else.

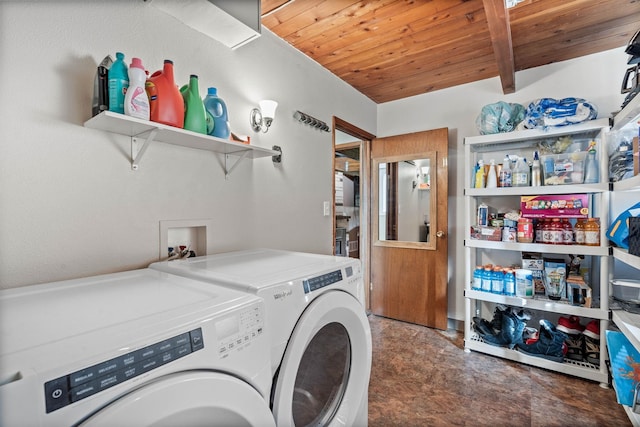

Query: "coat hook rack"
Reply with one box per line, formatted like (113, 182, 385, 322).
(293, 110, 331, 132)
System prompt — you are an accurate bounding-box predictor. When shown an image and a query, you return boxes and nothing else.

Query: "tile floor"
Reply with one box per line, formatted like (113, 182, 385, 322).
(367, 314, 630, 426)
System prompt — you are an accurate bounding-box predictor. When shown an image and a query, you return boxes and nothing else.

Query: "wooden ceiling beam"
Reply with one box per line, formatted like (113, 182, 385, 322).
(482, 0, 515, 94)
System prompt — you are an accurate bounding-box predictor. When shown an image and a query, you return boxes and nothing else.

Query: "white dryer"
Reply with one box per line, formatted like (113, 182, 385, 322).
(0, 268, 275, 427)
(150, 249, 372, 427)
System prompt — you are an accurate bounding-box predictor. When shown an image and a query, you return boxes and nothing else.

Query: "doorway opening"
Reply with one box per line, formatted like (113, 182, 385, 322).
(333, 117, 375, 310)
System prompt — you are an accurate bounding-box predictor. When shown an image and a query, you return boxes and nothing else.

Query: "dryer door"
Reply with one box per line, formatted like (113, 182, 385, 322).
(272, 291, 372, 427)
(79, 371, 275, 427)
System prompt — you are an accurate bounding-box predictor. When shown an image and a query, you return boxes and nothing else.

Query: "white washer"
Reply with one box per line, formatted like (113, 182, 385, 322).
(0, 268, 275, 427)
(150, 249, 372, 427)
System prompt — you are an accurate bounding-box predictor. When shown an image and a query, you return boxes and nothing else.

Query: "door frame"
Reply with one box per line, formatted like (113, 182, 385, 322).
(332, 117, 375, 311)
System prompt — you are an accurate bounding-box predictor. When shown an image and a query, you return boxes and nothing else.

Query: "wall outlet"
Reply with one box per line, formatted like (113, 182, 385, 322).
(323, 201, 331, 216)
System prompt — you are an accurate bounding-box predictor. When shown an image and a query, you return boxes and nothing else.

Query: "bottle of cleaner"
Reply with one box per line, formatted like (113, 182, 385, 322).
(92, 54, 113, 116)
(180, 75, 207, 134)
(203, 87, 231, 139)
(124, 58, 150, 120)
(584, 141, 600, 183)
(108, 52, 129, 114)
(513, 156, 529, 187)
(474, 160, 485, 188)
(531, 151, 542, 186)
(499, 155, 512, 187)
(486, 159, 498, 188)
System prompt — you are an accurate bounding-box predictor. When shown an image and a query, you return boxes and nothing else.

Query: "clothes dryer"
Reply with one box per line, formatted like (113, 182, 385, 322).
(0, 268, 275, 427)
(150, 249, 372, 427)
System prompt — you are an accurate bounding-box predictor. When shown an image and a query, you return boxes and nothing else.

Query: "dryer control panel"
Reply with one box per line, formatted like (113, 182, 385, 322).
(303, 266, 354, 294)
(44, 328, 204, 413)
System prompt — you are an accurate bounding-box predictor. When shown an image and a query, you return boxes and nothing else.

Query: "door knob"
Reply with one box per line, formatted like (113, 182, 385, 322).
(436, 230, 445, 238)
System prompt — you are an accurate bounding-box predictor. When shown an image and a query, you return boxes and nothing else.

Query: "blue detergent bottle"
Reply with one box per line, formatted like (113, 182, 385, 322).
(108, 52, 129, 114)
(203, 87, 230, 139)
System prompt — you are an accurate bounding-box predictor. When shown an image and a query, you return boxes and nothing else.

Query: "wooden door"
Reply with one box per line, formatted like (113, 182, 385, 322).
(370, 128, 448, 329)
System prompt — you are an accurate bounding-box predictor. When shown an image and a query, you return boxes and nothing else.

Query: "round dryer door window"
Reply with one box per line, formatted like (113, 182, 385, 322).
(79, 371, 276, 427)
(272, 291, 372, 427)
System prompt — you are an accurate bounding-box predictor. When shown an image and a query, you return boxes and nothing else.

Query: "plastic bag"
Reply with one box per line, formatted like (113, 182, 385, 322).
(523, 97, 597, 129)
(607, 201, 640, 249)
(476, 101, 525, 135)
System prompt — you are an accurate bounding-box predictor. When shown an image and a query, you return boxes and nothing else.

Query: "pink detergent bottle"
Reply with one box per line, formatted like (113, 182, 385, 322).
(146, 60, 184, 128)
(124, 58, 150, 120)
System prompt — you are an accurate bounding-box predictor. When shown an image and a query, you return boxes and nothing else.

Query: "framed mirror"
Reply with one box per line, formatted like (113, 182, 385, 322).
(373, 152, 437, 250)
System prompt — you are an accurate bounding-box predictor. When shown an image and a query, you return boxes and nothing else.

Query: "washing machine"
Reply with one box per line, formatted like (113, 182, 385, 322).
(149, 249, 372, 427)
(0, 268, 276, 427)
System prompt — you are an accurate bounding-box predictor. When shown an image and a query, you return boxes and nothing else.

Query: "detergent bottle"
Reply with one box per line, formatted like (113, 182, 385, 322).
(124, 58, 150, 120)
(180, 75, 207, 134)
(146, 60, 184, 128)
(203, 87, 230, 139)
(108, 52, 129, 114)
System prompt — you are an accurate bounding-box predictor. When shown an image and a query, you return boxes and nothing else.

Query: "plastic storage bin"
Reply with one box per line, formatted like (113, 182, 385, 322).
(541, 151, 587, 185)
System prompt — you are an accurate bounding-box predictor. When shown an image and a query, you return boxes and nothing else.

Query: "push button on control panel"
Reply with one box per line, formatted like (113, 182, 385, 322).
(44, 328, 204, 413)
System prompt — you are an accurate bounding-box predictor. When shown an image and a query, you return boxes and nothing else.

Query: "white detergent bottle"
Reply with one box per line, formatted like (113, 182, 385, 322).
(486, 159, 498, 188)
(124, 57, 150, 120)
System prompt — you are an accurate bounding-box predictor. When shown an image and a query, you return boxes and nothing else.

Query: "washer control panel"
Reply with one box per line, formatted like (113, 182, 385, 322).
(44, 328, 204, 413)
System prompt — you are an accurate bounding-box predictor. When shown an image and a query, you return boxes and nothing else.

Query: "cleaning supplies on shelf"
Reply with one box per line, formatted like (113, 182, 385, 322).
(486, 159, 498, 188)
(92, 54, 112, 117)
(146, 59, 184, 128)
(474, 160, 485, 188)
(531, 151, 542, 186)
(108, 52, 129, 114)
(584, 141, 600, 183)
(512, 155, 530, 187)
(124, 58, 150, 120)
(499, 155, 512, 187)
(204, 87, 231, 139)
(180, 74, 207, 134)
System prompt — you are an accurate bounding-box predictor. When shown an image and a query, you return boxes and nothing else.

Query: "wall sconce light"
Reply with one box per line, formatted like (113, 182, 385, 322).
(250, 100, 278, 133)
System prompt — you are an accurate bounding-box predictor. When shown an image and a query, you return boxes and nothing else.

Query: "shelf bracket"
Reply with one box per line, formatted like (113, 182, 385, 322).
(224, 150, 250, 179)
(131, 128, 158, 171)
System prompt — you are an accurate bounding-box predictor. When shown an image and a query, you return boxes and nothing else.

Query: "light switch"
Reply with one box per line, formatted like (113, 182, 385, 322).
(323, 201, 331, 216)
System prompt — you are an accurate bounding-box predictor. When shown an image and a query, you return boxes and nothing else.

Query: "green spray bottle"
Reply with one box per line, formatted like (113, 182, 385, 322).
(180, 75, 207, 134)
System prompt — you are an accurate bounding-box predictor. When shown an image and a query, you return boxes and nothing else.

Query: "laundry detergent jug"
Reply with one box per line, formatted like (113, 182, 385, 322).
(146, 59, 184, 128)
(180, 75, 207, 134)
(204, 87, 230, 139)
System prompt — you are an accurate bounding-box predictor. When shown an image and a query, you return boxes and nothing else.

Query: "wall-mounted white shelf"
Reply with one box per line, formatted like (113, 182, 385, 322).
(84, 111, 280, 176)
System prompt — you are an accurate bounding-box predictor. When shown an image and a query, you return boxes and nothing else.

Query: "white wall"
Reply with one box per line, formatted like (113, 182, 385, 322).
(377, 46, 630, 322)
(0, 1, 376, 289)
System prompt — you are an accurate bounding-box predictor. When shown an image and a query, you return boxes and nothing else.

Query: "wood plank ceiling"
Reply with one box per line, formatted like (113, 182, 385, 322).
(261, 0, 640, 103)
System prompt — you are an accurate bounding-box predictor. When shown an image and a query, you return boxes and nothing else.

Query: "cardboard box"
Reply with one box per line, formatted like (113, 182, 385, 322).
(470, 226, 501, 241)
(521, 194, 589, 218)
(522, 254, 545, 295)
(567, 275, 591, 307)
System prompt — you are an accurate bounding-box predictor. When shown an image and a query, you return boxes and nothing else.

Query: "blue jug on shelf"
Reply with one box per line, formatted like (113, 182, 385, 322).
(204, 87, 230, 139)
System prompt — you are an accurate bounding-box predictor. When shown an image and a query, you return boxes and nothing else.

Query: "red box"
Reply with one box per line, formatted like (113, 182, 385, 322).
(520, 194, 589, 219)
